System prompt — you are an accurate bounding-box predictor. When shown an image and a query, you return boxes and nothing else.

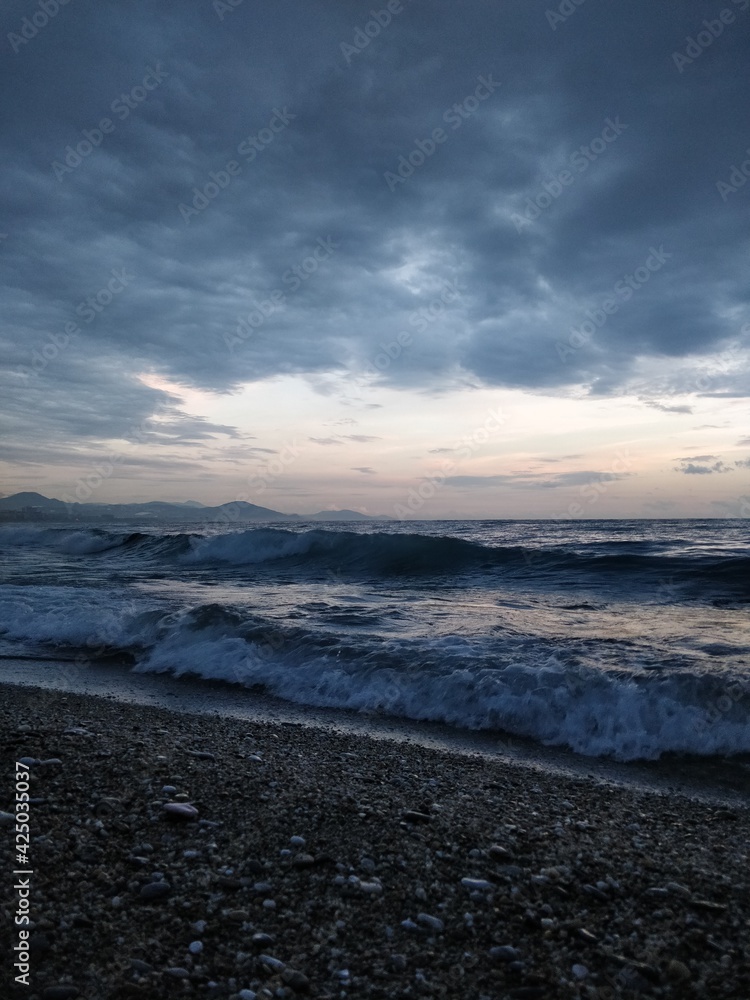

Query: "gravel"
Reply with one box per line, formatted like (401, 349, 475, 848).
(1, 681, 748, 999)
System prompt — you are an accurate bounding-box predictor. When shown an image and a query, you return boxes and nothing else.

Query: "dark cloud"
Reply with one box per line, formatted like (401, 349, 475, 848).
(1, 0, 749, 464)
(675, 458, 734, 475)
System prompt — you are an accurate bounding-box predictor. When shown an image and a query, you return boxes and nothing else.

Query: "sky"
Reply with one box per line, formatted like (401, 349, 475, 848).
(1, 0, 749, 518)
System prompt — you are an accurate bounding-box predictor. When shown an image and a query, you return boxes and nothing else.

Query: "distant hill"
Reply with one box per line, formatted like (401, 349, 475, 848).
(0, 491, 67, 510)
(309, 509, 388, 521)
(0, 493, 390, 522)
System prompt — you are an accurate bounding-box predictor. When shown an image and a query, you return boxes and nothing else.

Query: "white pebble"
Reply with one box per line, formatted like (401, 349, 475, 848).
(461, 878, 493, 892)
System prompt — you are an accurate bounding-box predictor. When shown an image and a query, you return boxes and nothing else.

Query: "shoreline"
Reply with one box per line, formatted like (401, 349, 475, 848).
(1, 682, 748, 999)
(2, 657, 750, 809)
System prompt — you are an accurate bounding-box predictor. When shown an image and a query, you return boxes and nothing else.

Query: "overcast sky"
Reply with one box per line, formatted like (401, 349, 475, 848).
(1, 0, 749, 517)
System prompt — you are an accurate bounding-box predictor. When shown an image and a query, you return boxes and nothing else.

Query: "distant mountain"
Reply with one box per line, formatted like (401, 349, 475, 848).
(0, 493, 390, 522)
(309, 509, 389, 521)
(0, 492, 67, 510)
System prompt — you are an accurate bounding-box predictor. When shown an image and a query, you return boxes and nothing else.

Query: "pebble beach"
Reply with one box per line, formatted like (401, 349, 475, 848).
(2, 682, 749, 1000)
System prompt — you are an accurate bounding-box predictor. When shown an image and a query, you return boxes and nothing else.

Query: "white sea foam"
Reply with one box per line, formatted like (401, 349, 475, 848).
(131, 625, 750, 762)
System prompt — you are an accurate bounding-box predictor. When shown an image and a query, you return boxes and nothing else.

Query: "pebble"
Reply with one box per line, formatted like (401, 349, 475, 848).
(490, 945, 520, 962)
(571, 964, 589, 980)
(403, 810, 431, 824)
(17, 757, 39, 767)
(239, 991, 257, 1000)
(461, 878, 493, 891)
(166, 967, 191, 979)
(390, 954, 407, 971)
(259, 954, 285, 973)
(667, 959, 691, 982)
(666, 881, 691, 898)
(139, 881, 172, 901)
(192, 920, 207, 934)
(358, 880, 383, 894)
(187, 749, 216, 759)
(289, 835, 306, 847)
(189, 940, 203, 954)
(161, 785, 177, 794)
(292, 853, 315, 868)
(130, 959, 153, 974)
(488, 844, 512, 861)
(416, 912, 444, 932)
(252, 932, 275, 947)
(281, 969, 310, 992)
(0, 811, 14, 825)
(163, 802, 199, 821)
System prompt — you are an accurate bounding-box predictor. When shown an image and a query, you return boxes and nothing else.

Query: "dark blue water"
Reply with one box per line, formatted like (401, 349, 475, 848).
(1, 518, 748, 761)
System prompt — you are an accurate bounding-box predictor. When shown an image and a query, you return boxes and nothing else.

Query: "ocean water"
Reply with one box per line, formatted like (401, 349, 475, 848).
(1, 518, 749, 762)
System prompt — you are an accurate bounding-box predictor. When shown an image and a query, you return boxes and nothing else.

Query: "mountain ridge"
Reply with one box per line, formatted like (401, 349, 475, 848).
(0, 492, 391, 522)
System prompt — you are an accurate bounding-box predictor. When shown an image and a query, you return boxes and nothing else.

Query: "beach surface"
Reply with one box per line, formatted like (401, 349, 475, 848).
(1, 682, 749, 1000)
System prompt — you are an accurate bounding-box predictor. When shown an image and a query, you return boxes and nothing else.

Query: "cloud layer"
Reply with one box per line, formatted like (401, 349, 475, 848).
(1, 0, 749, 505)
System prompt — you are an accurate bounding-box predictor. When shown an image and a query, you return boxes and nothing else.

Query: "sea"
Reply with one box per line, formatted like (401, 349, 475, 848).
(1, 518, 749, 767)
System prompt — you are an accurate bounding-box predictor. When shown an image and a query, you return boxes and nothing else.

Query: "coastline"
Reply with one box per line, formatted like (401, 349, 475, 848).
(1, 682, 748, 999)
(2, 656, 750, 807)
